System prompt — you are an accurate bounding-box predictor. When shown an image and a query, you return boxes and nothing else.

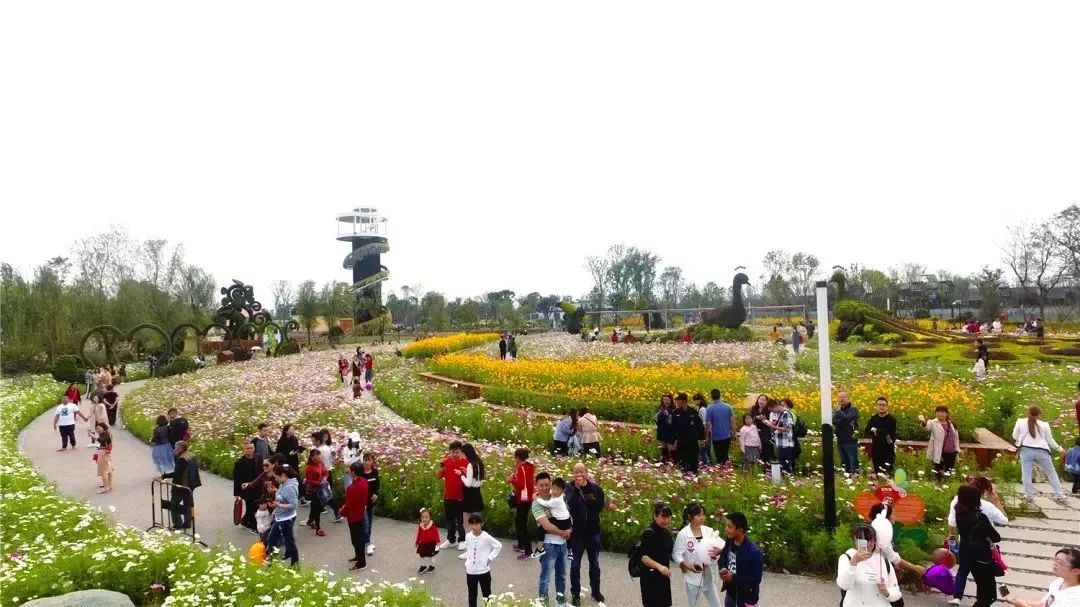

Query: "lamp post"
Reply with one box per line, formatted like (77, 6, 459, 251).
(815, 280, 837, 530)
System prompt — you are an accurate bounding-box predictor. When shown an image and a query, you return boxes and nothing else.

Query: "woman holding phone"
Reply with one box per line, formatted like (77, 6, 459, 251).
(835, 524, 902, 606)
(672, 503, 723, 607)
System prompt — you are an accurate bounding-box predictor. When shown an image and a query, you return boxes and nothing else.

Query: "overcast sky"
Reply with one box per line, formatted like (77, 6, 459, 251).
(2, 1, 1078, 302)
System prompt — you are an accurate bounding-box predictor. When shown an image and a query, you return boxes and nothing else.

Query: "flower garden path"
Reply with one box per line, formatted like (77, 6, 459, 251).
(18, 378, 1038, 607)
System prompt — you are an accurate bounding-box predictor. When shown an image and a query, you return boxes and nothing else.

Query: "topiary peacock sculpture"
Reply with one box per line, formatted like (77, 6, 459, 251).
(702, 273, 750, 329)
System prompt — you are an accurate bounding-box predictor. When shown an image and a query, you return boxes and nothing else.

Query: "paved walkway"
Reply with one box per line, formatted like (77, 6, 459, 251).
(18, 378, 1010, 606)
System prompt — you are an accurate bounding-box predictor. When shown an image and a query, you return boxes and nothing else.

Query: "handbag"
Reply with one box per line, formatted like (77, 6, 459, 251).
(507, 491, 517, 509)
(233, 497, 244, 526)
(990, 544, 1008, 576)
(317, 480, 332, 503)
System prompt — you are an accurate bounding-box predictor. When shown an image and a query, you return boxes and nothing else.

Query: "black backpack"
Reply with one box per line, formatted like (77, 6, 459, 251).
(793, 413, 809, 438)
(628, 528, 652, 578)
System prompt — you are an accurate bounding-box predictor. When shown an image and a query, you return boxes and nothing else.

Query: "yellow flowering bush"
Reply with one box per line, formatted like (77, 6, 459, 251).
(400, 332, 499, 358)
(430, 353, 748, 421)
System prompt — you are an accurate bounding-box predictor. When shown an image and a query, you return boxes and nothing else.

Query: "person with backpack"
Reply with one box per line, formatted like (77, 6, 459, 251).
(953, 484, 1002, 607)
(717, 511, 763, 607)
(631, 501, 676, 607)
(836, 524, 901, 606)
(864, 397, 897, 477)
(765, 399, 796, 474)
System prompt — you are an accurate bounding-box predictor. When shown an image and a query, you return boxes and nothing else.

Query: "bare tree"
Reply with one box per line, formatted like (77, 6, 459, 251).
(584, 252, 611, 311)
(270, 280, 295, 321)
(657, 266, 684, 309)
(75, 226, 136, 323)
(1002, 222, 1068, 319)
(1054, 204, 1080, 281)
(787, 252, 820, 309)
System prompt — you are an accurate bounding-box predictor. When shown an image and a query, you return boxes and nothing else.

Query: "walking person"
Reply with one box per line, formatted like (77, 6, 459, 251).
(303, 448, 330, 536)
(463, 513, 502, 607)
(833, 390, 860, 475)
(337, 354, 349, 383)
(499, 335, 508, 360)
(791, 324, 802, 354)
(53, 395, 88, 451)
(673, 503, 723, 607)
(458, 443, 486, 559)
(65, 382, 81, 405)
(233, 442, 261, 533)
(363, 352, 374, 385)
(864, 397, 897, 477)
(552, 409, 578, 456)
(160, 441, 201, 529)
(636, 501, 676, 607)
(414, 507, 440, 575)
(953, 485, 1002, 607)
(749, 394, 775, 464)
(533, 472, 572, 606)
(947, 477, 1008, 605)
(85, 368, 95, 394)
(576, 407, 601, 457)
(89, 394, 109, 429)
(718, 512, 763, 607)
(251, 423, 271, 463)
(151, 415, 175, 475)
(671, 393, 707, 474)
(314, 429, 342, 521)
(266, 464, 300, 566)
(102, 385, 119, 426)
(339, 461, 370, 571)
(765, 398, 795, 474)
(274, 423, 304, 502)
(919, 405, 959, 479)
(509, 447, 537, 559)
(166, 408, 189, 448)
(655, 394, 676, 463)
(836, 524, 902, 606)
(705, 389, 736, 466)
(737, 414, 762, 472)
(117, 363, 126, 384)
(1001, 547, 1080, 607)
(1012, 405, 1068, 502)
(358, 453, 380, 555)
(436, 440, 469, 552)
(692, 394, 713, 466)
(566, 463, 606, 606)
(91, 422, 114, 494)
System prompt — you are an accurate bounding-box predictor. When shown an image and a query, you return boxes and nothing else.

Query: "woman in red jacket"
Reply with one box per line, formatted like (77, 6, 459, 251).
(339, 461, 370, 570)
(304, 449, 329, 536)
(508, 447, 536, 559)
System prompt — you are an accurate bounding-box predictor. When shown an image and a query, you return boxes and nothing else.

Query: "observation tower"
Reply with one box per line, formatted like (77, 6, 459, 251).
(336, 208, 389, 322)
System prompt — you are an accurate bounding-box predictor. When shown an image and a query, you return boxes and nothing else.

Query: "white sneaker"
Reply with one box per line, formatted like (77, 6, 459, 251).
(457, 541, 466, 551)
(458, 552, 467, 559)
(947, 599, 960, 605)
(437, 540, 452, 550)
(366, 544, 375, 555)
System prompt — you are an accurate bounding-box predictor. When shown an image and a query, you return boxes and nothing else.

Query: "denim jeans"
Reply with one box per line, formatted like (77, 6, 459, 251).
(570, 532, 601, 599)
(364, 509, 375, 546)
(838, 441, 859, 474)
(538, 541, 567, 604)
(266, 517, 299, 564)
(684, 567, 723, 607)
(777, 446, 796, 474)
(1020, 446, 1063, 497)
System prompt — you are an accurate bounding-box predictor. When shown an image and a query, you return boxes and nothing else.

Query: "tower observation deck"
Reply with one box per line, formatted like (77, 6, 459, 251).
(336, 208, 388, 322)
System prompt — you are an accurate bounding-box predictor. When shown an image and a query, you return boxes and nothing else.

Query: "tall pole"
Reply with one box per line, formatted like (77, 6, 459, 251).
(815, 280, 837, 530)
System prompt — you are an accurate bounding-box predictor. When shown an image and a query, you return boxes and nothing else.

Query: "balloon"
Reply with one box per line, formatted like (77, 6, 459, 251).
(894, 468, 909, 490)
(923, 564, 956, 595)
(931, 548, 957, 569)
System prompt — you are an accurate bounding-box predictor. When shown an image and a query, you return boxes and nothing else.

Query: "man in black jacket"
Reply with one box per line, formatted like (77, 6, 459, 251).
(166, 408, 189, 447)
(161, 441, 201, 529)
(864, 397, 898, 477)
(565, 463, 606, 606)
(233, 442, 261, 533)
(670, 393, 706, 473)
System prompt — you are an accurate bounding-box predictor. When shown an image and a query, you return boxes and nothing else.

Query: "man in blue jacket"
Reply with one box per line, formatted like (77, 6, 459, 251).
(718, 511, 763, 607)
(832, 390, 860, 475)
(565, 463, 606, 606)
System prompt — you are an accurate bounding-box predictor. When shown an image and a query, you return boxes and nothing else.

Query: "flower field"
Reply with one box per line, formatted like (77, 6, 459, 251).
(118, 352, 971, 578)
(0, 376, 435, 607)
(400, 332, 500, 358)
(506, 332, 783, 369)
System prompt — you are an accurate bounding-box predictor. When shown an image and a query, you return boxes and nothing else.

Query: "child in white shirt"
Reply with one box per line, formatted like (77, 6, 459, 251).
(255, 499, 272, 542)
(464, 513, 502, 607)
(533, 476, 573, 533)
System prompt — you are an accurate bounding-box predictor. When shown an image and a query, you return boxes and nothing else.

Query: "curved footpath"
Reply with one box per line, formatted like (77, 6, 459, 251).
(19, 378, 1046, 606)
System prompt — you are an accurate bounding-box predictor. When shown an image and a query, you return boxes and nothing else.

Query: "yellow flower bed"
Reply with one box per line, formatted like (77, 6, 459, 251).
(401, 332, 500, 358)
(431, 352, 747, 402)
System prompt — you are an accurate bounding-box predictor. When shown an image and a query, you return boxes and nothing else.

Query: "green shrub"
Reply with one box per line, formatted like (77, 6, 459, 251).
(897, 341, 934, 349)
(159, 355, 198, 378)
(1039, 346, 1080, 357)
(49, 355, 86, 383)
(876, 333, 902, 345)
(845, 335, 864, 344)
(275, 339, 301, 356)
(328, 325, 345, 343)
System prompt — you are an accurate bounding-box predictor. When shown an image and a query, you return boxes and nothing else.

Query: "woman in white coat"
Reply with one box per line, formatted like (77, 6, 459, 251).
(919, 405, 960, 479)
(836, 524, 902, 607)
(672, 503, 724, 607)
(1012, 405, 1066, 502)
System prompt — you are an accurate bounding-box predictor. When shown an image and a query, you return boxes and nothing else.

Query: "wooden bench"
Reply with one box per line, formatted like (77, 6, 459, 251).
(419, 372, 484, 399)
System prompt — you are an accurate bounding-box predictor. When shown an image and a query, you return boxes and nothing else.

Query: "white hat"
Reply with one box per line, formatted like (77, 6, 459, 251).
(347, 431, 362, 443)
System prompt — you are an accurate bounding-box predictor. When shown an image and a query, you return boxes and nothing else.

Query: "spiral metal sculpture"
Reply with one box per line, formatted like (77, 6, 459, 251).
(341, 234, 389, 323)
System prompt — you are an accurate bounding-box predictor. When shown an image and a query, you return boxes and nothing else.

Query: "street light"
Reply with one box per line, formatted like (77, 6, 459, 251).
(815, 280, 837, 530)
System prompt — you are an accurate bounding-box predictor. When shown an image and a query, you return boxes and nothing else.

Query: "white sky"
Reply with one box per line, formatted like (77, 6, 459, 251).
(2, 1, 1078, 302)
